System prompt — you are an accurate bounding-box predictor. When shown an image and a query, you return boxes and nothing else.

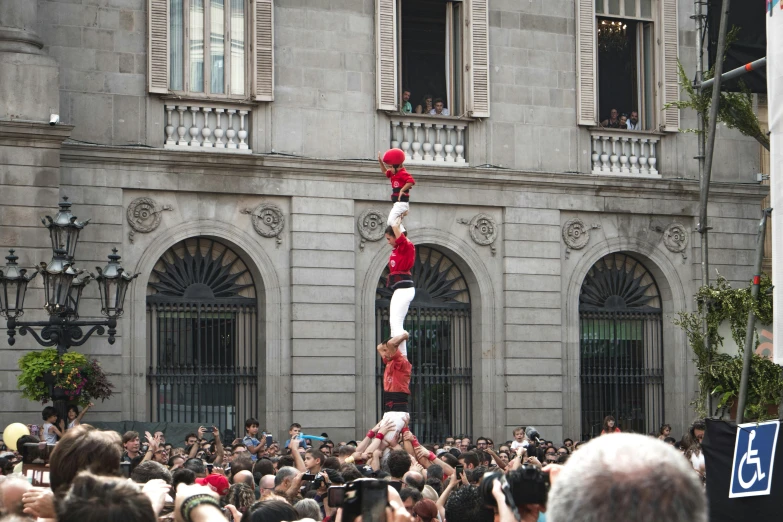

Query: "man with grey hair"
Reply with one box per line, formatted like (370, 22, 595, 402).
(547, 433, 706, 522)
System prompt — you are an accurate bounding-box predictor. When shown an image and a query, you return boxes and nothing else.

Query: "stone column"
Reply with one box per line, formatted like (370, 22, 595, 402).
(0, 0, 72, 430)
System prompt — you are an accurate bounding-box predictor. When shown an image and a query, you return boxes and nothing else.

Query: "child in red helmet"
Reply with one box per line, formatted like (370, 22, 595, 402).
(378, 148, 415, 233)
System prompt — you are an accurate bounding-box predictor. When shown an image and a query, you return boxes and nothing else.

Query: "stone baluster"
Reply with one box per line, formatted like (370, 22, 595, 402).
(600, 136, 610, 172)
(400, 122, 411, 160)
(610, 136, 620, 172)
(638, 138, 649, 175)
(165, 105, 175, 145)
(648, 140, 658, 176)
(189, 106, 200, 147)
(226, 110, 237, 149)
(238, 111, 248, 150)
(422, 124, 433, 161)
(200, 107, 213, 148)
(455, 125, 465, 164)
(444, 125, 455, 162)
(177, 106, 188, 145)
(591, 134, 601, 173)
(619, 137, 629, 174)
(411, 123, 422, 161)
(390, 121, 400, 150)
(434, 125, 445, 162)
(628, 138, 639, 175)
(214, 109, 225, 148)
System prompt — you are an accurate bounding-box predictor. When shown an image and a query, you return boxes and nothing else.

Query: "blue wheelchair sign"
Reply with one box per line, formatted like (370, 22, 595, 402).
(729, 420, 780, 498)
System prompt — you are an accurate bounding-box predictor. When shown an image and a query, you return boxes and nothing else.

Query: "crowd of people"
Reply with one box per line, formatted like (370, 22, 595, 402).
(0, 411, 709, 522)
(599, 108, 641, 130)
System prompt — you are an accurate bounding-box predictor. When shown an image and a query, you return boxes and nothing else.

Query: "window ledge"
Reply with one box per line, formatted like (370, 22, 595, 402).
(384, 111, 477, 123)
(388, 114, 469, 166)
(588, 126, 666, 137)
(158, 93, 258, 108)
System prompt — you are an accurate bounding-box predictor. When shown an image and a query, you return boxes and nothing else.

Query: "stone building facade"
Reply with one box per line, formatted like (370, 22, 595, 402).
(0, 0, 768, 444)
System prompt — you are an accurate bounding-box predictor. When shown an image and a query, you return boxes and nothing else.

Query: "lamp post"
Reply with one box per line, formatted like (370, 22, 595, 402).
(0, 197, 138, 418)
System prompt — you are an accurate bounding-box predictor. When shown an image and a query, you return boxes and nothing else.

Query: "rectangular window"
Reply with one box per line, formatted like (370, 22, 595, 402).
(595, 0, 655, 130)
(399, 0, 463, 117)
(169, 0, 247, 97)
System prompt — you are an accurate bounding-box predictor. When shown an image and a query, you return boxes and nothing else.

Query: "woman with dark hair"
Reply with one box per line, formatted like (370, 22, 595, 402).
(658, 423, 672, 440)
(48, 424, 122, 495)
(249, 499, 299, 522)
(600, 416, 621, 435)
(66, 402, 93, 429)
(223, 483, 255, 515)
(415, 93, 433, 115)
(685, 419, 706, 479)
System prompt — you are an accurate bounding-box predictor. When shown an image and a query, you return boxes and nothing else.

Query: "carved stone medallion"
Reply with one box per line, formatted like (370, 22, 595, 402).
(357, 209, 386, 251)
(562, 218, 591, 250)
(126, 197, 173, 243)
(457, 213, 498, 255)
(241, 203, 285, 242)
(662, 222, 688, 253)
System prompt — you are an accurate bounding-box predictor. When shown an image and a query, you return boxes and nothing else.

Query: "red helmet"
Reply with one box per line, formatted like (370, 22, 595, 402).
(383, 148, 406, 166)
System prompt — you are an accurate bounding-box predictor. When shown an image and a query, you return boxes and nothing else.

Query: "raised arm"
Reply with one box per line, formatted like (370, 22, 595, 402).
(289, 438, 307, 472)
(377, 152, 389, 175)
(377, 331, 409, 359)
(73, 403, 93, 426)
(212, 427, 225, 466)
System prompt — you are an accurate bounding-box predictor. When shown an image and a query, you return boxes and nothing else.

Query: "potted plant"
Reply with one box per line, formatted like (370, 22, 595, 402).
(675, 275, 783, 421)
(18, 348, 114, 406)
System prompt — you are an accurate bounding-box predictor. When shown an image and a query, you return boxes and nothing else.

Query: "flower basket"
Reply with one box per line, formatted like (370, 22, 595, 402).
(18, 348, 114, 406)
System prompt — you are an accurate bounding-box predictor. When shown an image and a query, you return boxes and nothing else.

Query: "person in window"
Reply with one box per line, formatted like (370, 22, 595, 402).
(627, 110, 640, 130)
(401, 88, 413, 114)
(600, 415, 621, 435)
(600, 108, 620, 128)
(415, 94, 433, 115)
(430, 98, 450, 116)
(619, 114, 628, 129)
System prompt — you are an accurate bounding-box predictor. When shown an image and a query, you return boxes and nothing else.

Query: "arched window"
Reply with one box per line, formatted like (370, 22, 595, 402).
(146, 238, 258, 434)
(376, 246, 472, 443)
(579, 253, 664, 440)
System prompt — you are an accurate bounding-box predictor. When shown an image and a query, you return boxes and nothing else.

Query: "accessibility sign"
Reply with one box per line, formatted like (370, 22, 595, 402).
(729, 420, 780, 498)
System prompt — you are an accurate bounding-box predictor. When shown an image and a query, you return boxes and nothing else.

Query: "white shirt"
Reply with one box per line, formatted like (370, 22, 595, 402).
(626, 120, 640, 130)
(43, 422, 58, 444)
(429, 108, 450, 116)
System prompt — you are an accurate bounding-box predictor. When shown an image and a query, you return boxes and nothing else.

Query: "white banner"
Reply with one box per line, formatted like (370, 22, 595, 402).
(770, 0, 783, 366)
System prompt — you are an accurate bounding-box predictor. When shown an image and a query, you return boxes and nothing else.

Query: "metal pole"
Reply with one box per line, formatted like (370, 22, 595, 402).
(736, 209, 771, 424)
(699, 57, 767, 90)
(693, 0, 711, 413)
(698, 0, 732, 416)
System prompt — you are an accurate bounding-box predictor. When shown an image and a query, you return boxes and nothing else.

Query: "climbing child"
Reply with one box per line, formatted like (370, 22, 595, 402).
(378, 148, 415, 233)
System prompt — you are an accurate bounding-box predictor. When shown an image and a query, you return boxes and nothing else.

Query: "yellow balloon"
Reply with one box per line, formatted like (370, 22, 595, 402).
(2, 423, 31, 451)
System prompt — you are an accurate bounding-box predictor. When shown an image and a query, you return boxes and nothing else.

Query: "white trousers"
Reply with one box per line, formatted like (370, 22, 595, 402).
(389, 287, 415, 357)
(388, 201, 409, 233)
(381, 411, 410, 444)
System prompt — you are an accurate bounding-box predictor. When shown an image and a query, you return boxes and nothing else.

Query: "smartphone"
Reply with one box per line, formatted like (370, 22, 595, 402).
(266, 435, 273, 446)
(206, 463, 214, 474)
(455, 464, 464, 478)
(120, 462, 131, 478)
(302, 473, 317, 481)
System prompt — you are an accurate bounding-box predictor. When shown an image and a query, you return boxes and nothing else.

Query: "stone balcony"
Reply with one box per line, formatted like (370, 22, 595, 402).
(590, 128, 662, 178)
(164, 103, 251, 153)
(389, 114, 468, 166)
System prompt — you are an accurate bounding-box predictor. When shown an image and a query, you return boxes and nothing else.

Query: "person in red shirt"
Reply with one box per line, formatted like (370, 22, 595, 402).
(378, 148, 415, 233)
(377, 330, 412, 444)
(385, 216, 415, 358)
(600, 415, 621, 435)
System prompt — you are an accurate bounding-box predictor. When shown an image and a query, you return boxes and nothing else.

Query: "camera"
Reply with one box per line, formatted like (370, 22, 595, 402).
(328, 479, 387, 522)
(479, 466, 550, 510)
(49, 114, 59, 126)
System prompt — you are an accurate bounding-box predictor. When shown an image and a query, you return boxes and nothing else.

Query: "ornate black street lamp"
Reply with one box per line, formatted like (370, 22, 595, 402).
(0, 198, 138, 356)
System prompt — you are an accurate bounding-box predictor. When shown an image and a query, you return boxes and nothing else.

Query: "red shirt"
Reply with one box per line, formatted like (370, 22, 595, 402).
(387, 168, 415, 202)
(383, 350, 412, 394)
(388, 234, 415, 275)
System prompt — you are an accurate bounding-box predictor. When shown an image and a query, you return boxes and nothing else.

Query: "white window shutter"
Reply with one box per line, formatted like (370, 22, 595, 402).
(148, 0, 169, 94)
(575, 0, 597, 126)
(661, 0, 680, 131)
(376, 0, 398, 111)
(254, 0, 274, 102)
(467, 0, 489, 117)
